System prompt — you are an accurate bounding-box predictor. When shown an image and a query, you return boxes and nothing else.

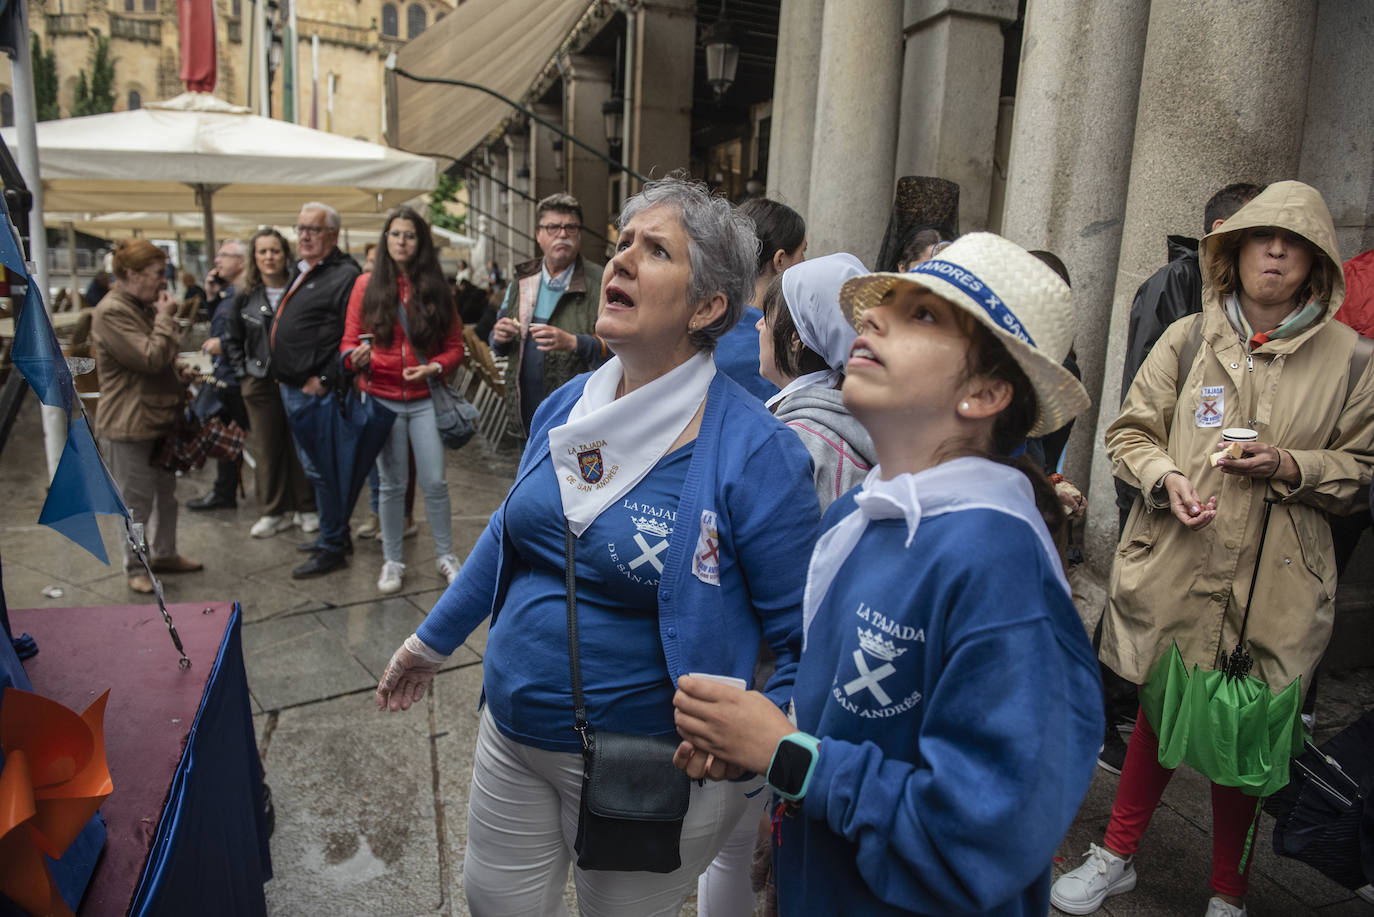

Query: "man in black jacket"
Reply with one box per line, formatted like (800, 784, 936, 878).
(270, 203, 361, 578)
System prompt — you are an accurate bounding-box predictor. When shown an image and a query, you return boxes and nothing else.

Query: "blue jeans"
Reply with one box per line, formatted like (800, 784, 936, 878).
(373, 395, 452, 563)
(279, 383, 350, 554)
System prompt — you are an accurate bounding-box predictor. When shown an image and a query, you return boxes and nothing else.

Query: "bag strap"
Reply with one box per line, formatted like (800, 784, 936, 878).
(565, 523, 591, 752)
(1346, 333, 1373, 404)
(1221, 498, 1276, 678)
(393, 299, 432, 362)
(1175, 313, 1204, 398)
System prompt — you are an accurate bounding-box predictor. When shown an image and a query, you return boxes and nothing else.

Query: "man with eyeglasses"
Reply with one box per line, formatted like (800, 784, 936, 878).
(490, 192, 607, 436)
(269, 202, 362, 578)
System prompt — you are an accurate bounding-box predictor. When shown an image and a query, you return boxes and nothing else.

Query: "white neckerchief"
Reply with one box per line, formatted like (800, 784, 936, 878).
(801, 457, 1069, 647)
(765, 369, 839, 409)
(549, 351, 716, 536)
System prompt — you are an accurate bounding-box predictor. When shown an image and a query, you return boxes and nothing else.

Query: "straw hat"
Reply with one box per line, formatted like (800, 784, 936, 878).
(840, 232, 1090, 437)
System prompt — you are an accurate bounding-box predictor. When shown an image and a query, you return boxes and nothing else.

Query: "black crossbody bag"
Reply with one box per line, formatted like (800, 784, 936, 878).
(564, 524, 691, 873)
(395, 303, 478, 449)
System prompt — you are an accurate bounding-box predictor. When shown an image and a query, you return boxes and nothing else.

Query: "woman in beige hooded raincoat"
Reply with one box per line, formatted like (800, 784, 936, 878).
(1052, 181, 1374, 917)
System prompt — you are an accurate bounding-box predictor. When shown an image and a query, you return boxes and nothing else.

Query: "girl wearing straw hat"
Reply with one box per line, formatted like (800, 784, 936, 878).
(672, 234, 1103, 916)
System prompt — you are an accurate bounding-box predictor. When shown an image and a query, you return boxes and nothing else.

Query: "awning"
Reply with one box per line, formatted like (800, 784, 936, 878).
(395, 0, 591, 161)
(1, 92, 436, 214)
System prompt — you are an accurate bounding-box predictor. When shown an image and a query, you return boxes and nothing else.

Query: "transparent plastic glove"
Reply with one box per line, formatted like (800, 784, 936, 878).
(375, 633, 447, 712)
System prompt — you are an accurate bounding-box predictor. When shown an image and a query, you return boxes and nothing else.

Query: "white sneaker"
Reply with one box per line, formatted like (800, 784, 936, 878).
(294, 511, 320, 534)
(250, 515, 293, 538)
(377, 560, 405, 594)
(436, 553, 461, 584)
(1049, 843, 1136, 915)
(1204, 897, 1246, 917)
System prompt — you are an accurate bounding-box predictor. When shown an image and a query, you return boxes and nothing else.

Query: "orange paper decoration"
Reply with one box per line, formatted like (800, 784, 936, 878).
(0, 688, 113, 917)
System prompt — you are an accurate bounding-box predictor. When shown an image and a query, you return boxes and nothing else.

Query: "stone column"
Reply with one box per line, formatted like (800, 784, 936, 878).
(765, 0, 824, 217)
(999, 0, 1150, 493)
(530, 101, 564, 203)
(806, 0, 903, 262)
(1081, 0, 1318, 572)
(1298, 0, 1374, 258)
(564, 54, 613, 263)
(895, 0, 1019, 234)
(506, 133, 535, 264)
(627, 0, 695, 193)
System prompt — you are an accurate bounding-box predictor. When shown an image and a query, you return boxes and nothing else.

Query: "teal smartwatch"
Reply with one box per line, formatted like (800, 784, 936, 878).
(766, 731, 821, 802)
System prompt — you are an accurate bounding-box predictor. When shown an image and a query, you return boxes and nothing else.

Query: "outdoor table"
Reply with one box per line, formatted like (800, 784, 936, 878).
(1, 601, 270, 916)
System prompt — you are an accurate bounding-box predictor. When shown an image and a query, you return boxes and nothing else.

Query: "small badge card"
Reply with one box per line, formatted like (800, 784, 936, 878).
(1195, 385, 1224, 427)
(691, 509, 721, 586)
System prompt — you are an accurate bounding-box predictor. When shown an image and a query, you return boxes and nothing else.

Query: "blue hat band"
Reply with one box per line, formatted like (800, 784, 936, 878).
(908, 259, 1036, 348)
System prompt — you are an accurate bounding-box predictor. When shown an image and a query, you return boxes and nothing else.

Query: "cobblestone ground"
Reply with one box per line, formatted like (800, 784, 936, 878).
(2, 397, 1370, 916)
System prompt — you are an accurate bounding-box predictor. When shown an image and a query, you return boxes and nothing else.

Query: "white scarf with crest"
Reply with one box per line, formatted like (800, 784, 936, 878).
(802, 457, 1069, 647)
(549, 352, 716, 536)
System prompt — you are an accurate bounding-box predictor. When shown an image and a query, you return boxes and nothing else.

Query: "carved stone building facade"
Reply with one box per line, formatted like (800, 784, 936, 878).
(10, 0, 455, 143)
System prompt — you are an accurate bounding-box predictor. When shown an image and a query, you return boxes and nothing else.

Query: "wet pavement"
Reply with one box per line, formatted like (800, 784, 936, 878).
(1, 396, 1370, 916)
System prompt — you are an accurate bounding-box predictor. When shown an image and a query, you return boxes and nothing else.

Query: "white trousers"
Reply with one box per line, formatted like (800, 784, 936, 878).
(464, 708, 750, 917)
(696, 792, 768, 917)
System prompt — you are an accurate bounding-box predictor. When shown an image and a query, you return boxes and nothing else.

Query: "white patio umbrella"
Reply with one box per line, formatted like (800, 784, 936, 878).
(2, 92, 437, 253)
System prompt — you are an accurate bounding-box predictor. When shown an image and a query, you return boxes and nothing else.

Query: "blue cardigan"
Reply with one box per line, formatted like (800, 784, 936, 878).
(777, 495, 1102, 916)
(417, 369, 822, 712)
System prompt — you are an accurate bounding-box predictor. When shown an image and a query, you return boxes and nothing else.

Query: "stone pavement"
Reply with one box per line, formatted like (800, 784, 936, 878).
(1, 396, 1371, 916)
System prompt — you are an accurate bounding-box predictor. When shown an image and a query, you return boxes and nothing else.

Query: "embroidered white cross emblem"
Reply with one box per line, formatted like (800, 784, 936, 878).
(630, 533, 669, 573)
(843, 649, 895, 705)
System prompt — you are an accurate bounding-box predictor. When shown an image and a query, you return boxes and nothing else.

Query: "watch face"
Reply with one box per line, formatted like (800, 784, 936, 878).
(769, 739, 813, 797)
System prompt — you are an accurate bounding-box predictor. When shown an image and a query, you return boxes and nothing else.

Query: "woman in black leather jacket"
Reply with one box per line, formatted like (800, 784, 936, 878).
(223, 228, 318, 539)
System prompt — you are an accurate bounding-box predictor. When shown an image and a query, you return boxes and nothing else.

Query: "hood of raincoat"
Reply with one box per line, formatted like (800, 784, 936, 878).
(1200, 180, 1345, 327)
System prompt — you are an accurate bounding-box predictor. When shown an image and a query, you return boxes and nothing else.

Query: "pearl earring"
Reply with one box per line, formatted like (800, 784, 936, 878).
(960, 401, 970, 411)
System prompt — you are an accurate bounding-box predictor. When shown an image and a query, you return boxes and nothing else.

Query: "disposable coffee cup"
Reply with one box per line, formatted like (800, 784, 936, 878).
(1222, 428, 1257, 443)
(687, 673, 748, 691)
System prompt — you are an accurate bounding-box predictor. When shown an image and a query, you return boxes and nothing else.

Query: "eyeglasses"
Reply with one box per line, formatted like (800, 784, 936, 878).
(387, 230, 418, 241)
(296, 224, 331, 236)
(538, 222, 581, 236)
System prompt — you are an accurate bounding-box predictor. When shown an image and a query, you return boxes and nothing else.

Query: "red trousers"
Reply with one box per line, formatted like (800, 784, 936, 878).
(1103, 707, 1260, 898)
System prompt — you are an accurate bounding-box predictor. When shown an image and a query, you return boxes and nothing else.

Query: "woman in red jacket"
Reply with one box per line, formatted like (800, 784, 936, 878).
(343, 206, 465, 594)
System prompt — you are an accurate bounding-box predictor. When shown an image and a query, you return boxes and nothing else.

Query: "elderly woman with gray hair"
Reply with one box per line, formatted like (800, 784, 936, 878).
(375, 177, 821, 915)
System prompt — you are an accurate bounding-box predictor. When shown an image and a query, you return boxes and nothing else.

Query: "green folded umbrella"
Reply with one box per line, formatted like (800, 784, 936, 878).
(1140, 642, 1304, 798)
(1139, 500, 1305, 799)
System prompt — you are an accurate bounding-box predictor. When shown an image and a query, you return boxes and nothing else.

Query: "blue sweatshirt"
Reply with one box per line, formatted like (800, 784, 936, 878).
(486, 444, 693, 751)
(776, 491, 1102, 916)
(714, 307, 779, 402)
(416, 368, 822, 715)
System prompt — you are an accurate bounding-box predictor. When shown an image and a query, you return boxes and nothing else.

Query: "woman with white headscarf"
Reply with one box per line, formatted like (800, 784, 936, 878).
(758, 253, 878, 509)
(693, 254, 879, 917)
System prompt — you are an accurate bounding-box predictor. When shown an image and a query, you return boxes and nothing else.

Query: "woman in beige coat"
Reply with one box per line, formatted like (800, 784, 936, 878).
(1052, 181, 1374, 917)
(91, 240, 203, 593)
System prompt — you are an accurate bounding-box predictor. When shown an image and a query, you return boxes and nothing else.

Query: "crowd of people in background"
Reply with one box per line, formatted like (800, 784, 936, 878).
(78, 170, 1373, 916)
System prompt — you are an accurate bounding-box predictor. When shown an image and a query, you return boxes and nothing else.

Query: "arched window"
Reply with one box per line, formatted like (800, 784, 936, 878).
(127, 90, 142, 110)
(381, 3, 398, 36)
(0, 93, 12, 128)
(406, 3, 425, 38)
